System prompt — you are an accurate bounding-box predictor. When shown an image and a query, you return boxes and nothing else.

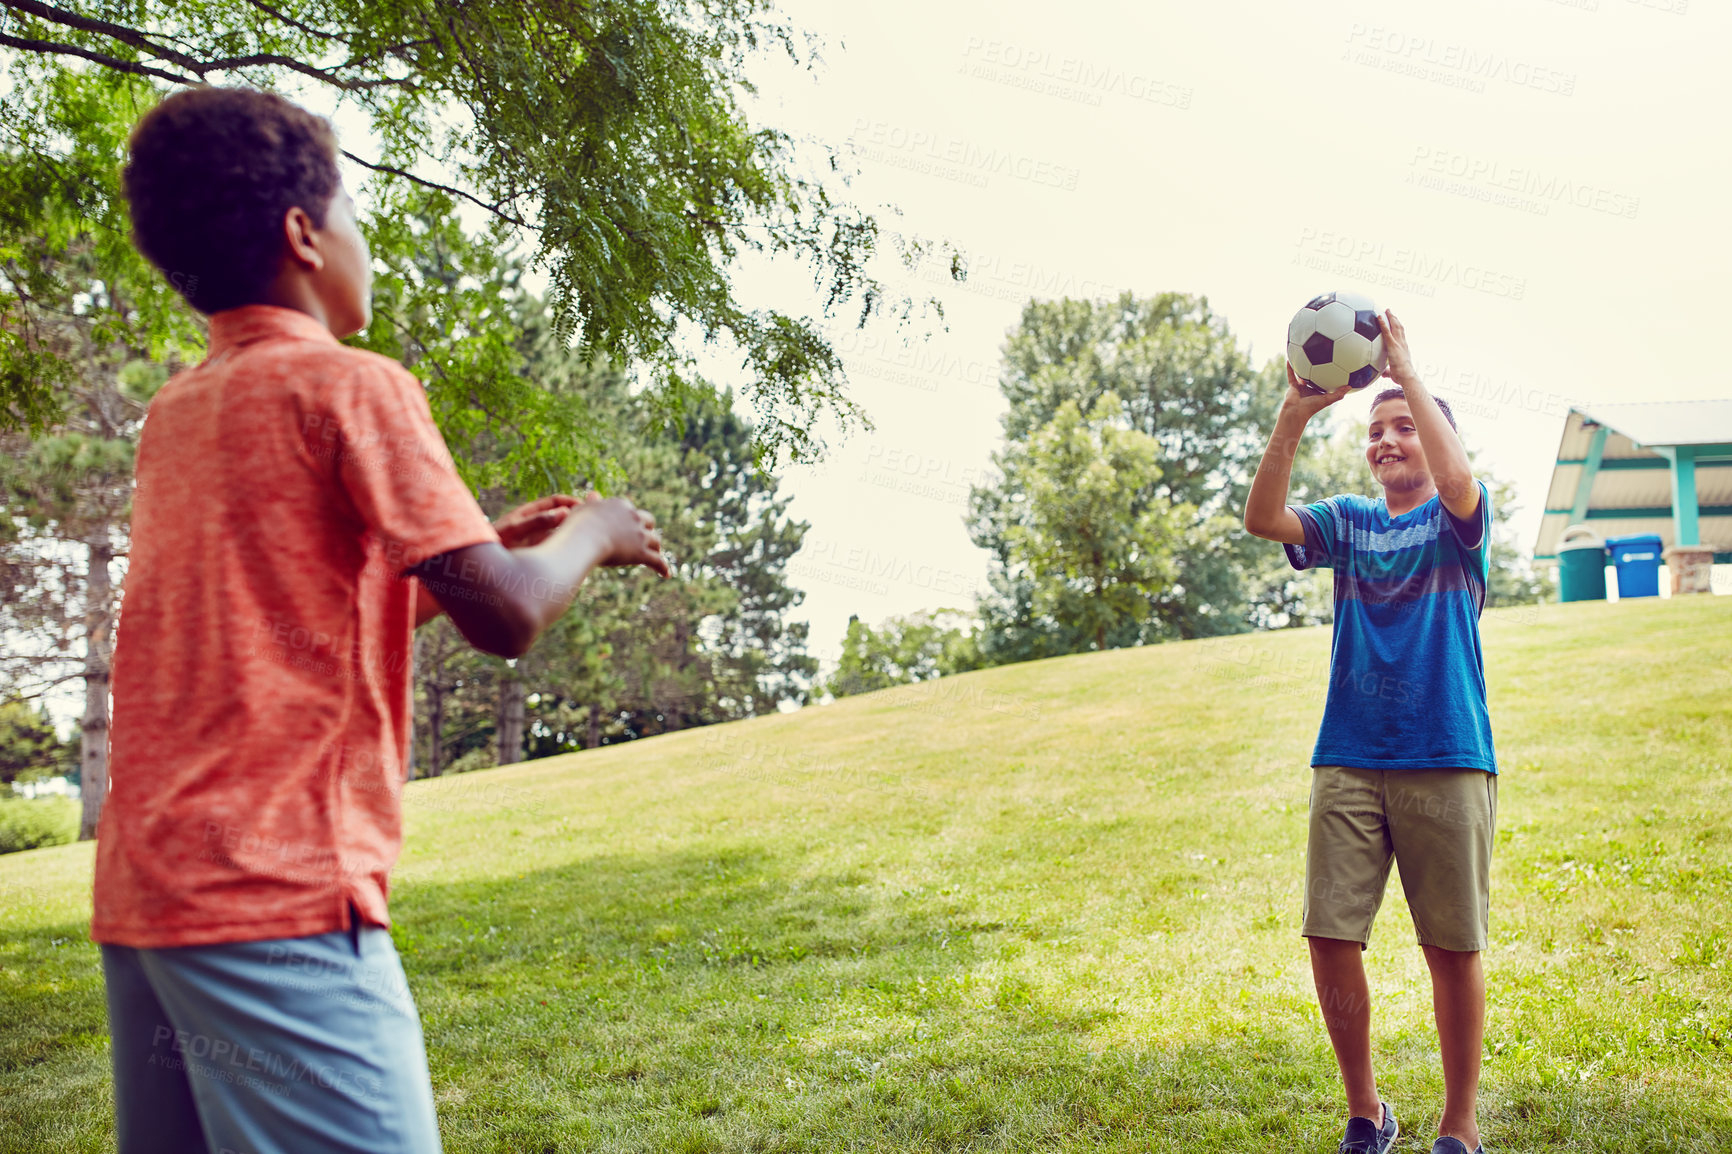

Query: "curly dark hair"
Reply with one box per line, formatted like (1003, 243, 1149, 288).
(1370, 385, 1457, 431)
(123, 86, 341, 314)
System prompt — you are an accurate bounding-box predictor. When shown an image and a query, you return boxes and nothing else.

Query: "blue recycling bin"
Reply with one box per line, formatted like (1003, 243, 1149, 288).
(1606, 533, 1664, 599)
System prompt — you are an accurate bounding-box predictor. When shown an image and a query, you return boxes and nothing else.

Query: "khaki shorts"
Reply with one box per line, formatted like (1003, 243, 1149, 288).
(1303, 765, 1497, 952)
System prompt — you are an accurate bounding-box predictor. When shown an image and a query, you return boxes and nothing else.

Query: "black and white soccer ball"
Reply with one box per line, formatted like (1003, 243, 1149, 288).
(1286, 291, 1387, 393)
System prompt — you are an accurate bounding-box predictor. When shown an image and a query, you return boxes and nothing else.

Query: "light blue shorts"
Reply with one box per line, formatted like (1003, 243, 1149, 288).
(101, 919, 441, 1154)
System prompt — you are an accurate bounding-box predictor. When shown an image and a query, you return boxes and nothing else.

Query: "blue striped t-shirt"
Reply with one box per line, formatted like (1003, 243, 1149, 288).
(1284, 482, 1497, 773)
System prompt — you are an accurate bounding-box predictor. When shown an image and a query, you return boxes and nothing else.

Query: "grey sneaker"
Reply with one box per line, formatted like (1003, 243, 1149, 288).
(1431, 1139, 1484, 1154)
(1338, 1101, 1398, 1154)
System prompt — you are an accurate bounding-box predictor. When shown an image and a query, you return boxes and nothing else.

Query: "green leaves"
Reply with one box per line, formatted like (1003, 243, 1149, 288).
(971, 293, 1287, 656)
(0, 65, 204, 434)
(353, 188, 618, 501)
(826, 610, 980, 699)
(993, 394, 1191, 653)
(2, 0, 909, 462)
(0, 696, 76, 786)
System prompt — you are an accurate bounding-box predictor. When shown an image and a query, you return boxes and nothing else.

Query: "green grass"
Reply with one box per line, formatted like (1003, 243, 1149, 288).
(4, 597, 1731, 1152)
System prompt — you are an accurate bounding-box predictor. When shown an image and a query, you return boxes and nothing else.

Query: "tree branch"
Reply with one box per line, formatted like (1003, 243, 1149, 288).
(2, 0, 206, 70)
(236, 0, 344, 43)
(340, 150, 531, 228)
(199, 52, 421, 91)
(3, 1, 418, 91)
(0, 30, 196, 85)
(329, 39, 436, 74)
(0, 666, 90, 693)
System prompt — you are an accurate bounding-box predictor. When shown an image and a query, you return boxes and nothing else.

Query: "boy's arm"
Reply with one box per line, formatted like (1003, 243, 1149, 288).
(1244, 364, 1351, 546)
(412, 495, 582, 630)
(408, 497, 668, 658)
(1379, 310, 1479, 523)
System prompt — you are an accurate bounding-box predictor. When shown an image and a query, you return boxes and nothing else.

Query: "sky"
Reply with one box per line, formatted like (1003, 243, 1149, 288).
(711, 0, 1732, 665)
(16, 0, 1730, 736)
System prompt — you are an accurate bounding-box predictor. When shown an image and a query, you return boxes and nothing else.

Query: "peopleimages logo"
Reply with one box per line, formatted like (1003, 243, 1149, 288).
(1344, 24, 1577, 97)
(1292, 229, 1527, 301)
(861, 445, 995, 490)
(850, 119, 1082, 192)
(833, 330, 998, 394)
(922, 248, 1120, 306)
(150, 1026, 386, 1102)
(957, 36, 1194, 111)
(1408, 147, 1640, 220)
(1412, 357, 1581, 421)
(196, 821, 372, 885)
(795, 536, 981, 599)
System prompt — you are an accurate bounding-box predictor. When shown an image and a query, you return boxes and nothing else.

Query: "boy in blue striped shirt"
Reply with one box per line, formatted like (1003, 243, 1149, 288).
(1244, 311, 1495, 1154)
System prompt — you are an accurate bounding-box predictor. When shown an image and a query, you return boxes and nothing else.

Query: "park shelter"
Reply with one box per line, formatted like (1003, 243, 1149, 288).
(1534, 400, 1732, 565)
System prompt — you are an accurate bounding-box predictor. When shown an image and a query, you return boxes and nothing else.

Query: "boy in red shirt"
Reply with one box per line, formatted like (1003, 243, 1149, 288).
(96, 86, 667, 1153)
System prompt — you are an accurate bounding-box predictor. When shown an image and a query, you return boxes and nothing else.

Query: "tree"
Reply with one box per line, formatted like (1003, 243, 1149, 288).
(976, 293, 1295, 647)
(0, 0, 955, 460)
(663, 386, 818, 723)
(969, 293, 1545, 649)
(0, 697, 76, 787)
(356, 192, 619, 499)
(979, 394, 1196, 654)
(395, 287, 820, 767)
(0, 65, 198, 434)
(514, 380, 818, 750)
(409, 617, 485, 778)
(0, 69, 200, 837)
(826, 610, 980, 699)
(0, 48, 859, 823)
(0, 361, 148, 838)
(0, 351, 173, 837)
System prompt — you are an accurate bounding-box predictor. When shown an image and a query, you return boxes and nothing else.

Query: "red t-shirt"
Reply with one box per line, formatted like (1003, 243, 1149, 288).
(92, 305, 498, 948)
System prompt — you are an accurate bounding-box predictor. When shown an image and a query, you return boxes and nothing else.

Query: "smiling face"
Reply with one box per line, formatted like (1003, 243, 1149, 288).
(1366, 398, 1434, 496)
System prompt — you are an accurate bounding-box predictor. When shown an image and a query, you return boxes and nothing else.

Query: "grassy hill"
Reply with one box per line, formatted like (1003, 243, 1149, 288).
(3, 597, 1730, 1152)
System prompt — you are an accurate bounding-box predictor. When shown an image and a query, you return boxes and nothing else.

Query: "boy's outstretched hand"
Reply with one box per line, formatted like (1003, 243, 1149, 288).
(1283, 362, 1353, 420)
(492, 492, 669, 578)
(414, 491, 670, 657)
(492, 493, 584, 549)
(572, 497, 671, 578)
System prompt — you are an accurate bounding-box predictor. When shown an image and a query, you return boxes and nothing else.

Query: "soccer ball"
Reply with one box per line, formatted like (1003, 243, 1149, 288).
(1286, 291, 1388, 393)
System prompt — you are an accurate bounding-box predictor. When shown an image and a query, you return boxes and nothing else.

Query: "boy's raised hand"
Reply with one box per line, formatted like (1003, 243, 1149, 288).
(1283, 362, 1352, 420)
(1377, 309, 1417, 385)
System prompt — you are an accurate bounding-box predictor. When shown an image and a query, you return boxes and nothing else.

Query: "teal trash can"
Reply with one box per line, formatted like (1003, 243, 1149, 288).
(1606, 533, 1663, 598)
(1557, 526, 1607, 602)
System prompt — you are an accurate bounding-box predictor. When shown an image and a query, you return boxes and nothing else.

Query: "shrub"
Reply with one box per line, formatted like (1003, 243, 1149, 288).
(444, 746, 499, 777)
(0, 796, 79, 854)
